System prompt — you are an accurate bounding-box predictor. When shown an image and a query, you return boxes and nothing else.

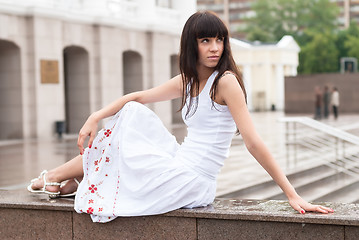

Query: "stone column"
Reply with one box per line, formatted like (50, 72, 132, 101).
(275, 64, 284, 110)
(149, 32, 173, 128)
(264, 64, 272, 111)
(33, 16, 65, 138)
(291, 65, 297, 76)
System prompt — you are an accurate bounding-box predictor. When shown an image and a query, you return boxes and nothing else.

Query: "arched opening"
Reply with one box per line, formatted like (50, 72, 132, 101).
(0, 40, 23, 139)
(63, 46, 90, 134)
(170, 54, 183, 124)
(123, 51, 143, 94)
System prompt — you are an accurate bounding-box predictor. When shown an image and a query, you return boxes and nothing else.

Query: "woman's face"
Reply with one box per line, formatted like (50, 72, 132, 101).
(196, 37, 224, 69)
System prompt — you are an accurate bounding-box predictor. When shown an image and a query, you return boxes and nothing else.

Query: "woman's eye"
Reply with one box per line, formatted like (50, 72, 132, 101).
(217, 38, 223, 42)
(201, 38, 209, 43)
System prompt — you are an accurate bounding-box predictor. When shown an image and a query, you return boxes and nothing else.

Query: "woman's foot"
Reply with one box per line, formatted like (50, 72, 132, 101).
(59, 178, 80, 197)
(27, 170, 61, 197)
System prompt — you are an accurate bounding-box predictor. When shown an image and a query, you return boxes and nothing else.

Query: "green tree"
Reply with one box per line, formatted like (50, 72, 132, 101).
(336, 22, 359, 71)
(336, 21, 359, 57)
(244, 0, 339, 43)
(298, 31, 338, 74)
(344, 36, 359, 71)
(243, 0, 340, 73)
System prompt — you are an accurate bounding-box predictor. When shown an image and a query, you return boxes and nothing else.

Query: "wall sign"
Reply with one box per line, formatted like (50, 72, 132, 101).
(41, 60, 59, 84)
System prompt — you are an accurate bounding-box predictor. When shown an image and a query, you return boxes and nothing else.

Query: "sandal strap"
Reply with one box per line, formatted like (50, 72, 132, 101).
(46, 182, 61, 186)
(38, 170, 48, 179)
(39, 170, 48, 191)
(42, 172, 61, 191)
(74, 178, 80, 185)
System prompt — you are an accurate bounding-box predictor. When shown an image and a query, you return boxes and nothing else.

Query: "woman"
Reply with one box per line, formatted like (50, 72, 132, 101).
(28, 11, 333, 223)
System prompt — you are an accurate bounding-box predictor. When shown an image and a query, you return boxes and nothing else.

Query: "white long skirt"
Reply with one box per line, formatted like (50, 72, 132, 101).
(74, 101, 216, 223)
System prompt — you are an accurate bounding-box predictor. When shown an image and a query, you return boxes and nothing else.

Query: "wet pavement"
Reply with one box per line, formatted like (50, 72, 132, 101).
(1, 111, 358, 198)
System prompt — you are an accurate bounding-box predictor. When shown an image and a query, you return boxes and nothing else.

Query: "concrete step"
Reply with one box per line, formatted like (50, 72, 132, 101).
(329, 154, 359, 176)
(219, 164, 337, 199)
(335, 160, 359, 170)
(272, 171, 359, 202)
(314, 180, 359, 203)
(221, 159, 359, 204)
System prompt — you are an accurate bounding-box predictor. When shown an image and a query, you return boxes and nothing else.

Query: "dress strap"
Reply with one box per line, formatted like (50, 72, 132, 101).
(204, 71, 218, 93)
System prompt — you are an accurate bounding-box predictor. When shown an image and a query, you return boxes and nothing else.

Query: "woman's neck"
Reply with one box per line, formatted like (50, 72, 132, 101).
(197, 66, 215, 82)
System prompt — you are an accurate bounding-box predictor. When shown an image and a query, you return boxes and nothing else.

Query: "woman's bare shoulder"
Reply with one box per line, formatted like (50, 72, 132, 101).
(215, 71, 245, 105)
(217, 71, 241, 91)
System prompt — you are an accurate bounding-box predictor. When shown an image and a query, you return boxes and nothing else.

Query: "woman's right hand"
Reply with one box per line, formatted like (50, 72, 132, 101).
(288, 194, 334, 214)
(77, 113, 100, 155)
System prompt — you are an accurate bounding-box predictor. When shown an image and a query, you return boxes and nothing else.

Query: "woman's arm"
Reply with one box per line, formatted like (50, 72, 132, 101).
(77, 74, 183, 153)
(217, 74, 333, 214)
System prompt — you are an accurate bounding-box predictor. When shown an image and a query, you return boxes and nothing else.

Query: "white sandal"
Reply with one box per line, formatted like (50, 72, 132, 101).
(27, 170, 61, 198)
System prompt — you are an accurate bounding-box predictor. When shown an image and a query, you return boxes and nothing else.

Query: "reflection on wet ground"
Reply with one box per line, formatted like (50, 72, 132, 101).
(1, 112, 358, 199)
(0, 138, 79, 188)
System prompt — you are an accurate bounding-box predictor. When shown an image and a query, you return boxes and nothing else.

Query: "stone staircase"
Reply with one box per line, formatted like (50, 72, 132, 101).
(219, 118, 359, 204)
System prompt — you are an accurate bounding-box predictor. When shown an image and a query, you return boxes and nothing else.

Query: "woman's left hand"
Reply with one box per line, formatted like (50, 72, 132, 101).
(288, 195, 334, 214)
(78, 113, 99, 155)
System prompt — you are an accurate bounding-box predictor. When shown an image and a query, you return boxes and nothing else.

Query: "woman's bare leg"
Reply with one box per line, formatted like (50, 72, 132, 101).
(30, 154, 83, 193)
(47, 154, 83, 182)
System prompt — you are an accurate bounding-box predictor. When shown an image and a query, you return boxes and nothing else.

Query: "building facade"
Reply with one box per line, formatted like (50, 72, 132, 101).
(0, 0, 300, 141)
(335, 0, 359, 28)
(197, 0, 254, 39)
(0, 0, 196, 140)
(230, 36, 300, 111)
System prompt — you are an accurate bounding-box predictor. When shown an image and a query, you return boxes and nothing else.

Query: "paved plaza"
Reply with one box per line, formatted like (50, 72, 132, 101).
(1, 111, 358, 200)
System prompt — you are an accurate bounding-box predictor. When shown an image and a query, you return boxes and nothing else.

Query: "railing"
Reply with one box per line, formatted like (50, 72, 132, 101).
(280, 117, 359, 172)
(219, 117, 359, 203)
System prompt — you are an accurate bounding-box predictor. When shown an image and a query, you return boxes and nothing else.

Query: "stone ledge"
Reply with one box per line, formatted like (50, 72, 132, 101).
(1, 189, 358, 226)
(168, 199, 359, 227)
(1, 190, 359, 240)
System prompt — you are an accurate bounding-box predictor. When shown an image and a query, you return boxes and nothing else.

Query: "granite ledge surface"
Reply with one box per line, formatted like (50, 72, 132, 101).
(1, 189, 358, 226)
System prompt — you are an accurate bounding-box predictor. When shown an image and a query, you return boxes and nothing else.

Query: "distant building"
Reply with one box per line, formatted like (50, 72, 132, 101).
(335, 0, 359, 28)
(0, 0, 196, 140)
(197, 0, 254, 39)
(230, 36, 300, 111)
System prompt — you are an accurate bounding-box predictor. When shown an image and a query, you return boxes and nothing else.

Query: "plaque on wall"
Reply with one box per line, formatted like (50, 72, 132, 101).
(41, 60, 59, 84)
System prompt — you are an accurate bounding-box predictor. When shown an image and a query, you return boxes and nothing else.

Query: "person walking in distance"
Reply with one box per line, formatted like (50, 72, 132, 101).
(331, 87, 339, 120)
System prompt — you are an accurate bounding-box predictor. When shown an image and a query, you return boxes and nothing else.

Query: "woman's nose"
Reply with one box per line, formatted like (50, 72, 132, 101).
(210, 40, 219, 51)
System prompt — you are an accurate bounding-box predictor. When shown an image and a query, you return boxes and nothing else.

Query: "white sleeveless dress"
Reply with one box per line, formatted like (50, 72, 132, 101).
(74, 71, 236, 223)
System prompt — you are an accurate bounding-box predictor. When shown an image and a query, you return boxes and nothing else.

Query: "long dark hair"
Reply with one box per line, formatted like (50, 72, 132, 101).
(179, 11, 247, 118)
